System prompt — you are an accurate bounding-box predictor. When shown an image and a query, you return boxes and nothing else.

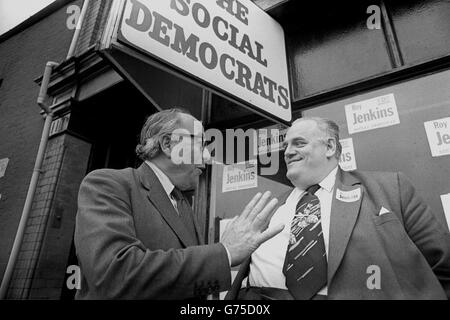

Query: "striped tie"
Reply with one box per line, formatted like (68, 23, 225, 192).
(283, 184, 327, 300)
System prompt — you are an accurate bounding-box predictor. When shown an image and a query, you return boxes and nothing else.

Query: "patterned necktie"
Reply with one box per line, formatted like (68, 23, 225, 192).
(283, 184, 327, 299)
(171, 188, 199, 244)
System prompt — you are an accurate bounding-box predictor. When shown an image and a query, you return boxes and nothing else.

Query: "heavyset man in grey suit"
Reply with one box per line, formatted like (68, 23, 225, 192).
(74, 108, 283, 299)
(227, 117, 450, 300)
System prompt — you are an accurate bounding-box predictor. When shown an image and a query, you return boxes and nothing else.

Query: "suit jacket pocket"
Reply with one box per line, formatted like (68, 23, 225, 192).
(372, 212, 398, 226)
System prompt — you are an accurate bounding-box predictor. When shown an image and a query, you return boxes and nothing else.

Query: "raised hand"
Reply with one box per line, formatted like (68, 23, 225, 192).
(221, 191, 285, 267)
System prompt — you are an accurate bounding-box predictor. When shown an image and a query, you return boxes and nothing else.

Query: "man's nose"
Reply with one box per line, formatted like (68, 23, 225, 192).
(284, 145, 295, 161)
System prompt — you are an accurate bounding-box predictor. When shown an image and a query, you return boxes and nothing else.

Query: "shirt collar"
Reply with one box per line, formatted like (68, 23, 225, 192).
(145, 160, 175, 197)
(318, 165, 338, 193)
(291, 165, 339, 198)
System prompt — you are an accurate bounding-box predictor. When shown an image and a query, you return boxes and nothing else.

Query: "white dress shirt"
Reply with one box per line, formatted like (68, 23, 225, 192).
(248, 166, 338, 295)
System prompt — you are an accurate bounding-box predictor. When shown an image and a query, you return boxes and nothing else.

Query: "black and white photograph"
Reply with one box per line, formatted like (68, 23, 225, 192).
(0, 0, 449, 310)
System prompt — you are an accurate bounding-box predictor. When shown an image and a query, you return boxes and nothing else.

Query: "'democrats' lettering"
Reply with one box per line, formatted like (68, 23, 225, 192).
(171, 0, 259, 63)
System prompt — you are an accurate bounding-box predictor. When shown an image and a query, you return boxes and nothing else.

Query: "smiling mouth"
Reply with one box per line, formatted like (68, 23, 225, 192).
(287, 157, 304, 165)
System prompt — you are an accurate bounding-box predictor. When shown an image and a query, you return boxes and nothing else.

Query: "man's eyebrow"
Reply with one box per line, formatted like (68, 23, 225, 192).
(282, 137, 308, 146)
(290, 137, 308, 143)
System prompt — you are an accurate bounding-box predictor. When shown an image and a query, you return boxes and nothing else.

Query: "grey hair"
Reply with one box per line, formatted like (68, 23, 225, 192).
(136, 108, 191, 161)
(292, 116, 342, 159)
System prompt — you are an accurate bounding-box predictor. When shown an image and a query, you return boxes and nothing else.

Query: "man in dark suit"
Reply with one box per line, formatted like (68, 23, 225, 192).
(227, 117, 450, 300)
(74, 108, 284, 299)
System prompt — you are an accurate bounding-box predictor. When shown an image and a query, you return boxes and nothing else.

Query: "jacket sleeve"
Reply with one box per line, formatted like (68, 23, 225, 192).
(398, 172, 450, 298)
(74, 169, 231, 299)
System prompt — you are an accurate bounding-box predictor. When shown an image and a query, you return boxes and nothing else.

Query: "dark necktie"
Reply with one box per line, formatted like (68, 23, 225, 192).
(283, 184, 327, 300)
(171, 188, 199, 244)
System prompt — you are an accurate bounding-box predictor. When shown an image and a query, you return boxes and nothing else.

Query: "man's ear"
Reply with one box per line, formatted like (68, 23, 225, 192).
(325, 137, 337, 158)
(159, 135, 172, 158)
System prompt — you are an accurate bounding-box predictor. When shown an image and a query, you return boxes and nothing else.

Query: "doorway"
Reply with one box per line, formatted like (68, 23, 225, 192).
(60, 81, 157, 299)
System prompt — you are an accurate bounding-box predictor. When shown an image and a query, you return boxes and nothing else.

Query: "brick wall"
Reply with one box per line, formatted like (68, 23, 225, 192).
(7, 132, 91, 299)
(75, 0, 113, 56)
(6, 134, 66, 299)
(0, 1, 81, 288)
(32, 134, 91, 299)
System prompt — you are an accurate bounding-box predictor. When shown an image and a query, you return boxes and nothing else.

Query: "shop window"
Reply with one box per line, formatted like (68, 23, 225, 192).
(387, 0, 450, 65)
(281, 1, 393, 100)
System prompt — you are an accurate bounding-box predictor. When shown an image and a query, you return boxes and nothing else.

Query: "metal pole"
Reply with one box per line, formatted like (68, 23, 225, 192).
(0, 61, 58, 299)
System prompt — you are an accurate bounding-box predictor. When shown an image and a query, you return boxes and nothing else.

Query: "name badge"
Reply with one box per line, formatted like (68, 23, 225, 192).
(336, 188, 361, 202)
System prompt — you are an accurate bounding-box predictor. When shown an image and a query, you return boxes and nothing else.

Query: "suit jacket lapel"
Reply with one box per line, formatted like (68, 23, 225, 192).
(328, 168, 363, 284)
(137, 163, 198, 248)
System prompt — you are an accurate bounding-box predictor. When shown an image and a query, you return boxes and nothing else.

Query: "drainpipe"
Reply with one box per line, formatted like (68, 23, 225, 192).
(0, 61, 59, 299)
(67, 0, 90, 59)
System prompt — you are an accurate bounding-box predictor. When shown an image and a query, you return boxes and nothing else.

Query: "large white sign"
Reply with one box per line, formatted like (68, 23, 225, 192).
(339, 138, 357, 171)
(222, 160, 257, 192)
(424, 117, 450, 157)
(118, 0, 291, 122)
(345, 93, 400, 134)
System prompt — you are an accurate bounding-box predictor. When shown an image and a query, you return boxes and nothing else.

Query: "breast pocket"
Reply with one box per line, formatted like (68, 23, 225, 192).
(372, 212, 399, 226)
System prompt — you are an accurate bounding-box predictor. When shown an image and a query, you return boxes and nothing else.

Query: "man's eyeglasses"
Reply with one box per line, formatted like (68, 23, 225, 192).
(171, 133, 209, 149)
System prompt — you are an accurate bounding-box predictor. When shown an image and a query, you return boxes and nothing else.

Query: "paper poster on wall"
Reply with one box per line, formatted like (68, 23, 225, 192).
(424, 117, 450, 157)
(441, 193, 450, 230)
(257, 124, 288, 155)
(0, 158, 9, 178)
(339, 138, 357, 171)
(222, 160, 257, 193)
(345, 93, 400, 134)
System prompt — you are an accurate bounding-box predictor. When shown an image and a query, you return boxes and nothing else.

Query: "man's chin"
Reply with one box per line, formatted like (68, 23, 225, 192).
(286, 169, 298, 181)
(286, 170, 309, 188)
